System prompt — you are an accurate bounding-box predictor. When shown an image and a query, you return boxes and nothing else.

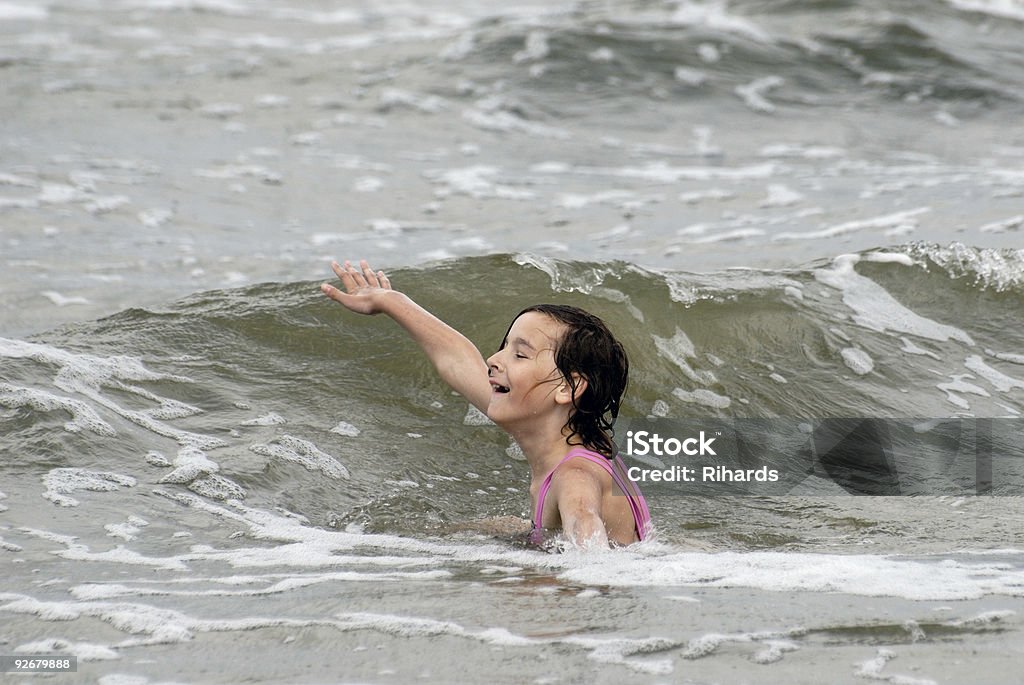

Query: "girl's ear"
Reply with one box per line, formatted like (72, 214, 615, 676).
(555, 373, 588, 406)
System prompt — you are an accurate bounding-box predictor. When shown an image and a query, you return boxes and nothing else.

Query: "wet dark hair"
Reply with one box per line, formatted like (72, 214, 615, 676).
(500, 304, 628, 458)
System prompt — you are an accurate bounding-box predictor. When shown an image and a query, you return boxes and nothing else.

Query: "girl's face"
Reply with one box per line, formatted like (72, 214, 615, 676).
(485, 312, 567, 426)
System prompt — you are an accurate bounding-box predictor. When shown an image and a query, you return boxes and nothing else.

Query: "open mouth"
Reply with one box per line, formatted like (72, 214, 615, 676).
(492, 384, 510, 394)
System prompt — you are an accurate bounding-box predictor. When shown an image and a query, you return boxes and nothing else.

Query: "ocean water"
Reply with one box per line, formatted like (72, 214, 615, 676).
(2, 1, 1024, 683)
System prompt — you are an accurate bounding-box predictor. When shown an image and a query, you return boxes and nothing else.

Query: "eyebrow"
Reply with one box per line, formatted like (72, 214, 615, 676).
(510, 336, 536, 350)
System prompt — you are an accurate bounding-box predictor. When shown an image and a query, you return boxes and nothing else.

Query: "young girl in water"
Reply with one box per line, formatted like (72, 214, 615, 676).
(321, 259, 651, 548)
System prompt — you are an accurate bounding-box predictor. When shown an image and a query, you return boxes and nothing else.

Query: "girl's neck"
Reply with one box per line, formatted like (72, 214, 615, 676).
(498, 407, 578, 479)
(516, 430, 577, 482)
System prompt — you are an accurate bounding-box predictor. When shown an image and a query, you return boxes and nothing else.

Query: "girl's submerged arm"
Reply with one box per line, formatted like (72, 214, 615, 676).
(321, 259, 492, 413)
(549, 465, 610, 549)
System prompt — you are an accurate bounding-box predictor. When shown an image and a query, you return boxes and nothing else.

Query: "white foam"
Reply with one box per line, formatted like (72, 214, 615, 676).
(158, 445, 220, 484)
(0, 593, 303, 645)
(979, 215, 1024, 233)
(15, 637, 119, 661)
(186, 473, 247, 500)
(250, 435, 350, 479)
(41, 291, 90, 306)
(138, 208, 173, 228)
(333, 611, 674, 673)
(38, 182, 88, 205)
(862, 251, 917, 266)
(735, 76, 784, 114)
(424, 165, 536, 200)
(330, 420, 361, 436)
(19, 528, 77, 546)
(70, 569, 451, 602)
(563, 635, 675, 674)
(862, 71, 906, 87)
(937, 373, 990, 412)
(352, 176, 384, 192)
(440, 30, 475, 61)
(759, 143, 845, 159)
(987, 349, 1024, 365)
(0, 171, 37, 187)
(947, 0, 1024, 22)
(193, 164, 282, 184)
(813, 255, 974, 344)
(549, 161, 779, 183)
(698, 42, 720, 63)
(145, 451, 171, 467)
(672, 387, 732, 409)
(671, 1, 772, 42)
(41, 468, 136, 507)
(0, 338, 193, 390)
(241, 412, 286, 426)
(106, 25, 163, 40)
(462, 405, 493, 426)
(964, 355, 1024, 392)
(377, 87, 446, 114)
(253, 93, 290, 109)
(650, 399, 670, 417)
(85, 195, 131, 215)
(0, 383, 116, 435)
(856, 648, 937, 685)
(943, 609, 1016, 627)
(56, 544, 190, 571)
(334, 610, 524, 644)
(131, 491, 1024, 604)
(841, 347, 874, 375)
(916, 243, 1024, 292)
(653, 329, 718, 386)
(900, 337, 941, 360)
(760, 184, 803, 207)
(558, 551, 1024, 600)
(754, 639, 800, 664)
(0, 196, 38, 209)
(105, 517, 149, 542)
(934, 109, 961, 128)
(502, 28, 546, 62)
(679, 188, 734, 204)
(1, 537, 22, 552)
(555, 190, 649, 210)
(673, 66, 708, 87)
(691, 228, 766, 244)
(777, 208, 929, 240)
(0, 2, 47, 20)
(98, 676, 153, 685)
(461, 107, 569, 139)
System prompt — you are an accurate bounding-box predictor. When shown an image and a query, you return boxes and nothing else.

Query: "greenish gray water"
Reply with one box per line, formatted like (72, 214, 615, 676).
(3, 253, 1024, 683)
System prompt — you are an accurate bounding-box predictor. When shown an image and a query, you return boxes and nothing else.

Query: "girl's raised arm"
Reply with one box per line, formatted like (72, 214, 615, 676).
(321, 259, 492, 414)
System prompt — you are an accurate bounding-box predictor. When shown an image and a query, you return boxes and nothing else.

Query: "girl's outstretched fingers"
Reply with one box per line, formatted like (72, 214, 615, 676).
(343, 260, 367, 289)
(358, 259, 380, 288)
(322, 259, 392, 315)
(330, 260, 357, 293)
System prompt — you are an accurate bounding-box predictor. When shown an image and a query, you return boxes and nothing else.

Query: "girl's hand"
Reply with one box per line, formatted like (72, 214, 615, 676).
(321, 259, 393, 315)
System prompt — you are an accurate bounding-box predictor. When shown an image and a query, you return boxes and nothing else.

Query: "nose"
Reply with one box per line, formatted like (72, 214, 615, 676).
(486, 350, 503, 373)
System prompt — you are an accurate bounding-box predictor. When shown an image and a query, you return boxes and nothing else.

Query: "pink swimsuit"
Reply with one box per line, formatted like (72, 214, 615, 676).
(530, 447, 652, 545)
